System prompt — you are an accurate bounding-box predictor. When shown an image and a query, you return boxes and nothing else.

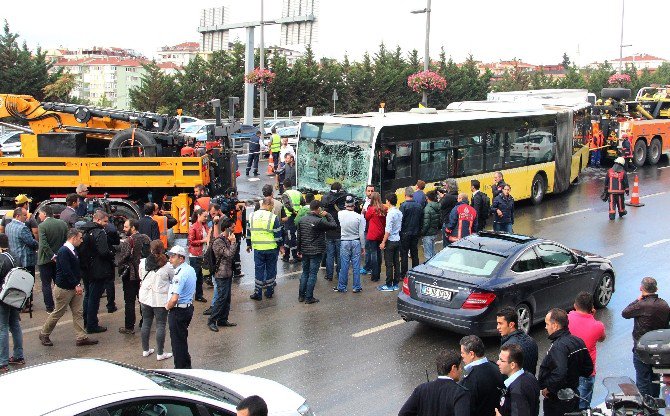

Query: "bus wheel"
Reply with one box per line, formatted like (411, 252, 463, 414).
(633, 140, 647, 167)
(647, 138, 661, 165)
(531, 173, 546, 205)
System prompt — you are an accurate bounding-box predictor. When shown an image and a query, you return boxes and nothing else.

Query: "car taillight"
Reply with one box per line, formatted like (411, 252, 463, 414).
(462, 292, 496, 309)
(402, 276, 410, 295)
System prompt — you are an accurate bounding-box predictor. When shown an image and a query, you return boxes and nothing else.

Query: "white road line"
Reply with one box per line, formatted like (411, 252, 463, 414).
(351, 319, 405, 338)
(643, 239, 670, 248)
(640, 192, 666, 199)
(231, 350, 309, 374)
(536, 208, 592, 222)
(24, 319, 73, 334)
(605, 253, 624, 260)
(658, 166, 670, 170)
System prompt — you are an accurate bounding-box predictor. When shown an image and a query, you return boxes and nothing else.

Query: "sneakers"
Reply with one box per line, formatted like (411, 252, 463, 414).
(250, 293, 262, 301)
(157, 352, 173, 361)
(143, 349, 155, 357)
(332, 287, 347, 293)
(119, 327, 135, 335)
(353, 288, 362, 293)
(217, 321, 237, 327)
(208, 322, 219, 332)
(377, 285, 395, 292)
(203, 307, 212, 316)
(39, 333, 53, 346)
(195, 297, 208, 303)
(298, 296, 305, 303)
(8, 357, 24, 366)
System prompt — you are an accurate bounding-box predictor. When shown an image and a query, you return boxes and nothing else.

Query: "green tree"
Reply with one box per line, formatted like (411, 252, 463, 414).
(557, 65, 585, 89)
(582, 62, 614, 95)
(43, 71, 76, 101)
(491, 59, 530, 92)
(129, 62, 179, 113)
(176, 55, 210, 117)
(97, 93, 113, 108)
(561, 53, 571, 69)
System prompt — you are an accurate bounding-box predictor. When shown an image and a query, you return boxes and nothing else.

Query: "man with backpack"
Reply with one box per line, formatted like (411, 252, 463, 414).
(116, 218, 151, 335)
(0, 233, 24, 373)
(471, 180, 490, 232)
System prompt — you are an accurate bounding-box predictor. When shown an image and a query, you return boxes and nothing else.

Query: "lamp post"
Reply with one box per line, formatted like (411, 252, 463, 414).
(618, 0, 631, 75)
(411, 0, 431, 107)
(259, 0, 266, 137)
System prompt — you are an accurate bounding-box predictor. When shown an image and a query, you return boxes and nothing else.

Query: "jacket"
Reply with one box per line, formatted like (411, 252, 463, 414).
(492, 194, 514, 224)
(248, 135, 261, 153)
(538, 328, 593, 395)
(446, 202, 478, 242)
(78, 221, 115, 281)
(365, 206, 387, 242)
(439, 193, 458, 225)
(501, 330, 539, 375)
(471, 191, 488, 231)
(459, 360, 505, 416)
(137, 215, 160, 241)
(622, 294, 670, 345)
(138, 255, 174, 308)
(296, 212, 338, 257)
(6, 219, 38, 267)
(59, 206, 79, 228)
(421, 201, 441, 236)
(115, 232, 151, 281)
(212, 235, 237, 279)
(399, 378, 471, 416)
(187, 221, 210, 257)
(604, 164, 629, 194)
(321, 190, 348, 239)
(493, 180, 508, 199)
(54, 244, 82, 290)
(400, 200, 423, 236)
(37, 217, 68, 266)
(498, 372, 541, 416)
(0, 251, 16, 287)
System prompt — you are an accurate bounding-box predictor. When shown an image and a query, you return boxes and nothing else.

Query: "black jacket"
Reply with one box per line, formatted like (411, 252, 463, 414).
(398, 378, 470, 416)
(492, 194, 514, 224)
(501, 330, 539, 375)
(439, 193, 458, 225)
(400, 200, 423, 236)
(296, 212, 338, 256)
(622, 294, 670, 344)
(321, 190, 348, 239)
(55, 245, 81, 290)
(471, 192, 488, 231)
(498, 372, 540, 416)
(493, 180, 508, 199)
(421, 201, 441, 237)
(78, 221, 115, 281)
(538, 328, 593, 395)
(459, 360, 505, 416)
(137, 215, 160, 241)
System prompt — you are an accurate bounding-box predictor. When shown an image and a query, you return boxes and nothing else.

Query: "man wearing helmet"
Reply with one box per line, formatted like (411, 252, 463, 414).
(620, 134, 635, 171)
(604, 157, 630, 220)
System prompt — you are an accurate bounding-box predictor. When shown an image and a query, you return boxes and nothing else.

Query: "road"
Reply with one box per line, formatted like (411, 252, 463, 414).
(16, 157, 670, 415)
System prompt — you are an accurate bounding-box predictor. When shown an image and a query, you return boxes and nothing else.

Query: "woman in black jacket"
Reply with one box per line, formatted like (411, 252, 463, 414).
(491, 184, 514, 233)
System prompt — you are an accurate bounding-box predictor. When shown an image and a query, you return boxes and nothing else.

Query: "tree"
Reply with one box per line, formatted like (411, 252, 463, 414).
(176, 56, 210, 117)
(97, 93, 113, 108)
(491, 59, 530, 92)
(561, 53, 571, 69)
(43, 71, 76, 101)
(129, 62, 179, 113)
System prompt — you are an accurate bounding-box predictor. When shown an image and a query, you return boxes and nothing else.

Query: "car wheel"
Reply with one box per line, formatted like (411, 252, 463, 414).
(530, 174, 546, 205)
(633, 140, 647, 167)
(594, 273, 614, 309)
(516, 304, 532, 334)
(647, 138, 661, 165)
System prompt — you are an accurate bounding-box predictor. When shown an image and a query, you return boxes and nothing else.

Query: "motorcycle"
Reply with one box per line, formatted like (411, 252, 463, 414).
(558, 376, 665, 416)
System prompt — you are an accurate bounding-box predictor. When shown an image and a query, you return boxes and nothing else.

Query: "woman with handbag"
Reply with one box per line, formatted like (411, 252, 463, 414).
(138, 240, 175, 361)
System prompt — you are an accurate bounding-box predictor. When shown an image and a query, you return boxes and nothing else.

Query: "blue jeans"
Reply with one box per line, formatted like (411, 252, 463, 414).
(578, 375, 595, 410)
(325, 238, 341, 279)
(211, 277, 219, 305)
(189, 256, 204, 300)
(254, 249, 278, 296)
(0, 302, 23, 367)
(493, 222, 513, 233)
(422, 235, 436, 260)
(208, 278, 232, 325)
(634, 352, 660, 398)
(299, 254, 321, 300)
(363, 240, 372, 271)
(338, 240, 362, 291)
(367, 239, 383, 281)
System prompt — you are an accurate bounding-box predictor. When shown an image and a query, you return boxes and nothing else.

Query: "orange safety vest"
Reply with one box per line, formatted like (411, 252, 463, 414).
(234, 209, 243, 234)
(153, 214, 169, 248)
(195, 196, 210, 212)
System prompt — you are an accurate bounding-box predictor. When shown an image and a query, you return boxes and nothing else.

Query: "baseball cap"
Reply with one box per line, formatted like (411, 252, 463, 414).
(167, 245, 187, 257)
(14, 194, 32, 204)
(345, 195, 355, 207)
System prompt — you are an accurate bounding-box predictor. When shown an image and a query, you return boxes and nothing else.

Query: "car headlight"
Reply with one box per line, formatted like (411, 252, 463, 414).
(297, 401, 315, 416)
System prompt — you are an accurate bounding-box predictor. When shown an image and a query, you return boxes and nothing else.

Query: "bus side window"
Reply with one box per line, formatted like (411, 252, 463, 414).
(504, 130, 526, 169)
(484, 131, 503, 172)
(420, 140, 452, 182)
(382, 143, 413, 180)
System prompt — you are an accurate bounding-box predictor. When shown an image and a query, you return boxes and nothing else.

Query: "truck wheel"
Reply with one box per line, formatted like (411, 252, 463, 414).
(530, 173, 546, 205)
(109, 128, 158, 157)
(109, 204, 139, 231)
(601, 88, 631, 100)
(647, 138, 662, 165)
(633, 140, 647, 167)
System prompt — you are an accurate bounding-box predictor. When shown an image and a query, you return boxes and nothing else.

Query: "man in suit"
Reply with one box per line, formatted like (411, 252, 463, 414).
(399, 349, 470, 416)
(137, 202, 160, 241)
(59, 193, 80, 228)
(496, 343, 540, 416)
(459, 335, 505, 416)
(36, 206, 68, 313)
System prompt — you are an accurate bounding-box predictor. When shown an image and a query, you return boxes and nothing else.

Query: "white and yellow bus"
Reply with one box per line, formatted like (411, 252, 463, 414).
(296, 89, 592, 203)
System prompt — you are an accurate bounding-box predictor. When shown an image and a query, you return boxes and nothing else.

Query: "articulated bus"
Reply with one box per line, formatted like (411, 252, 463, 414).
(296, 89, 592, 204)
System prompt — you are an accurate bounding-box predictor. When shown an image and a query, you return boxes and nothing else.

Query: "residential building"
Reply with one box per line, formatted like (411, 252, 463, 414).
(266, 45, 303, 66)
(157, 42, 201, 67)
(610, 54, 668, 72)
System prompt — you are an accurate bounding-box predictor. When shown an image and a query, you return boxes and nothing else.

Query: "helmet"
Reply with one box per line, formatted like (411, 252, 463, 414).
(180, 146, 195, 157)
(621, 133, 629, 139)
(614, 157, 625, 165)
(205, 141, 219, 153)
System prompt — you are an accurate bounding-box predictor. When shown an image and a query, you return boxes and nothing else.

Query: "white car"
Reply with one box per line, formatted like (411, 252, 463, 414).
(509, 131, 555, 162)
(0, 131, 23, 157)
(182, 122, 214, 142)
(0, 358, 315, 416)
(277, 125, 299, 146)
(177, 116, 204, 131)
(259, 119, 298, 136)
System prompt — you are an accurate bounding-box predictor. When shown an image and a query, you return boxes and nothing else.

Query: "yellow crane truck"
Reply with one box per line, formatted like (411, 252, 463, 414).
(0, 94, 239, 235)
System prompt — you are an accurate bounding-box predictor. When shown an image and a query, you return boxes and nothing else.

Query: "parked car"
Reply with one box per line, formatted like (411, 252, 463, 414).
(182, 122, 213, 142)
(258, 119, 298, 136)
(231, 124, 259, 146)
(0, 131, 23, 157)
(397, 231, 615, 336)
(176, 115, 203, 131)
(0, 358, 315, 416)
(277, 125, 299, 145)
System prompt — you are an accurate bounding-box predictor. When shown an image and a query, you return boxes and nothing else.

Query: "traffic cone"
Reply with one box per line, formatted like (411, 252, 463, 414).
(267, 153, 274, 175)
(625, 175, 645, 207)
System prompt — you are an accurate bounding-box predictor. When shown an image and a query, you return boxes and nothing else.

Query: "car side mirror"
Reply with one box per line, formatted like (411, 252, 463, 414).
(577, 255, 587, 264)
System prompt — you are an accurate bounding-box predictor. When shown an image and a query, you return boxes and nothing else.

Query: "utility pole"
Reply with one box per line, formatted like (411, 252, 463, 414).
(619, 0, 627, 74)
(259, 0, 266, 136)
(411, 0, 432, 107)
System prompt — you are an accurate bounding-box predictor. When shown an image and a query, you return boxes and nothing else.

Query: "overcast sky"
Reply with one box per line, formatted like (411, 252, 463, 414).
(3, 0, 669, 66)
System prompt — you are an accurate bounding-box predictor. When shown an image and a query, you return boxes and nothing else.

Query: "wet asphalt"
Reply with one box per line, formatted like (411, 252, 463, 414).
(14, 156, 670, 415)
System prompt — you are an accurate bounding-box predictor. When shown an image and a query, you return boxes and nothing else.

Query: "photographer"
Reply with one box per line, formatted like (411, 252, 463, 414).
(217, 188, 246, 278)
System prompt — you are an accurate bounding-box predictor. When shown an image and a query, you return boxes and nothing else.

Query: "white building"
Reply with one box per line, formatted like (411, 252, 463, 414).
(266, 45, 303, 66)
(156, 42, 201, 67)
(610, 54, 668, 71)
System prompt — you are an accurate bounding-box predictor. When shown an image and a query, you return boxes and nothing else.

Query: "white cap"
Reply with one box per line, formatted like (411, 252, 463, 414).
(167, 245, 187, 257)
(614, 157, 625, 165)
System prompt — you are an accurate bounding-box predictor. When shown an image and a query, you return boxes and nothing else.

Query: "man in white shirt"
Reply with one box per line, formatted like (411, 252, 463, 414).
(334, 196, 366, 293)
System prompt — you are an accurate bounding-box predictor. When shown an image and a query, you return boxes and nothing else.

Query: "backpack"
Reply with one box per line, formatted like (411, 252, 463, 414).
(0, 252, 35, 311)
(202, 236, 224, 275)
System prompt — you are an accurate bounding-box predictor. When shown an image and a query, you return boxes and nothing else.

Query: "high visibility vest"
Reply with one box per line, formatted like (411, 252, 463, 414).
(607, 169, 626, 194)
(195, 196, 210, 212)
(270, 133, 281, 153)
(285, 189, 302, 211)
(234, 210, 243, 234)
(250, 210, 279, 251)
(448, 204, 477, 242)
(153, 214, 168, 248)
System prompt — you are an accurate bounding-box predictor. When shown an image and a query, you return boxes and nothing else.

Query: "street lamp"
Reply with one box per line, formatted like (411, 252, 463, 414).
(259, 0, 266, 134)
(618, 0, 631, 74)
(411, 0, 431, 107)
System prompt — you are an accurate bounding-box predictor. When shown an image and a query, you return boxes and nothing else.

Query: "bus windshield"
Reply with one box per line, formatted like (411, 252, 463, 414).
(297, 122, 374, 197)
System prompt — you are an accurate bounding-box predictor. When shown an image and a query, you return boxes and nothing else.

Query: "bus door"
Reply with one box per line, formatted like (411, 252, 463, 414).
(378, 141, 417, 196)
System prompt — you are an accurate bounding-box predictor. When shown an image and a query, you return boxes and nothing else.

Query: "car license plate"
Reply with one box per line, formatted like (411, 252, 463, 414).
(421, 284, 453, 301)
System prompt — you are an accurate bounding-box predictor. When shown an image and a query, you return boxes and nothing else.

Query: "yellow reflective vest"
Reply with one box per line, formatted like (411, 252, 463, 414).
(249, 209, 279, 251)
(270, 133, 281, 153)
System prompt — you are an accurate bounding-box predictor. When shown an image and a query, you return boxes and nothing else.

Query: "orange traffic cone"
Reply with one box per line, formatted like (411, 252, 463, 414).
(625, 174, 645, 207)
(267, 153, 275, 175)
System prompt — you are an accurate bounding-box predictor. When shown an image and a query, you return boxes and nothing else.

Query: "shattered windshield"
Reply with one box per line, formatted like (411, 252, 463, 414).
(297, 122, 374, 197)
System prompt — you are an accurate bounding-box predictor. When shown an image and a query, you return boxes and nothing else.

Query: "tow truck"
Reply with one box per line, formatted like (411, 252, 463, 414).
(0, 94, 240, 234)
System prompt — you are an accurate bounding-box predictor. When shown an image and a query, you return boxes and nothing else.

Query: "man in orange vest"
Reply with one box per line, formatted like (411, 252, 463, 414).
(590, 131, 604, 167)
(152, 203, 177, 249)
(193, 184, 211, 212)
(604, 157, 630, 220)
(445, 193, 478, 243)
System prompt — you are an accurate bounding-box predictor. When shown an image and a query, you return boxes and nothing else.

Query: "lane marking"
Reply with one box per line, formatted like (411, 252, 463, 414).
(536, 208, 592, 222)
(644, 239, 670, 248)
(231, 350, 309, 374)
(24, 318, 74, 334)
(351, 319, 405, 338)
(658, 166, 670, 170)
(640, 192, 666, 199)
(605, 253, 624, 260)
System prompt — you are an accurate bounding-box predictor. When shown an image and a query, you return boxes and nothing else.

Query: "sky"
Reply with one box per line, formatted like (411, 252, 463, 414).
(2, 0, 670, 66)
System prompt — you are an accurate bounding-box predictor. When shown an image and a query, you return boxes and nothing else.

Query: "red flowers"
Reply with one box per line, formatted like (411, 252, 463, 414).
(608, 73, 631, 86)
(245, 68, 276, 86)
(407, 70, 447, 93)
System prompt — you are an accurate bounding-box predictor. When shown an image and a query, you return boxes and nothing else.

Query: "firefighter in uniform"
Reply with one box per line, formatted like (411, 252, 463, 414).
(269, 127, 282, 174)
(605, 157, 630, 220)
(280, 179, 305, 263)
(246, 197, 284, 300)
(621, 134, 635, 171)
(590, 131, 604, 167)
(446, 193, 478, 243)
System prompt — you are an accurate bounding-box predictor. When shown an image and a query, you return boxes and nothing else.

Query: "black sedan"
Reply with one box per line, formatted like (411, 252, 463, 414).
(397, 231, 615, 336)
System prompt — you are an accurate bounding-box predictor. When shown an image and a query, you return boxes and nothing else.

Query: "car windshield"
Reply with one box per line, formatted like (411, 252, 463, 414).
(183, 124, 204, 133)
(426, 247, 504, 277)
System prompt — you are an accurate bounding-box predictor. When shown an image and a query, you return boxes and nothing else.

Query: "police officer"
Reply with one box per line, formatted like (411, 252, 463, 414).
(246, 197, 284, 300)
(604, 157, 629, 220)
(280, 179, 304, 263)
(268, 127, 281, 173)
(621, 134, 635, 171)
(246, 131, 262, 177)
(165, 245, 196, 369)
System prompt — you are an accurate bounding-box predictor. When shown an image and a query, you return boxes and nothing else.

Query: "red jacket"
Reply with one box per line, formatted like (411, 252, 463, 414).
(365, 207, 387, 242)
(188, 221, 210, 257)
